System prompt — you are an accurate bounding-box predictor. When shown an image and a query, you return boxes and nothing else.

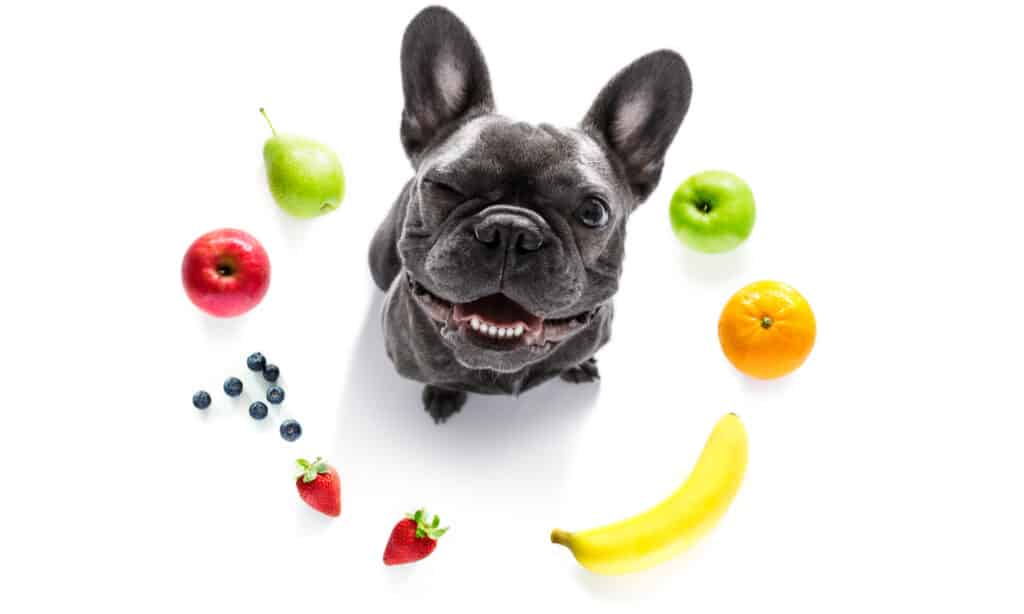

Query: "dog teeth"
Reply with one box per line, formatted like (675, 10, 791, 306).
(468, 319, 526, 339)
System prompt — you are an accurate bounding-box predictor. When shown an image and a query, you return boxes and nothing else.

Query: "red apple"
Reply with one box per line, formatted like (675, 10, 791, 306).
(181, 228, 271, 317)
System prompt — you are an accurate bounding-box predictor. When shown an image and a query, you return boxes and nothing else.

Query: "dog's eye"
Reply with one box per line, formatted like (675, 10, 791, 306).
(423, 179, 464, 199)
(575, 197, 610, 228)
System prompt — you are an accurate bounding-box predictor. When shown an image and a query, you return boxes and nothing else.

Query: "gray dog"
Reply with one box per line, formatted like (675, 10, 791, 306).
(369, 6, 692, 422)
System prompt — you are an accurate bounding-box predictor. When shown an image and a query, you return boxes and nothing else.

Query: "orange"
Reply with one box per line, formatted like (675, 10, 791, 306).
(718, 280, 816, 379)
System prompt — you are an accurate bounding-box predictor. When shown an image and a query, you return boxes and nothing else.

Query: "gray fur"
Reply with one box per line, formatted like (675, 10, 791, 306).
(369, 6, 692, 422)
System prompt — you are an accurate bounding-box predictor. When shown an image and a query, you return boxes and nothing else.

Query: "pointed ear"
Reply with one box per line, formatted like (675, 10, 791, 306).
(581, 50, 692, 203)
(400, 6, 494, 163)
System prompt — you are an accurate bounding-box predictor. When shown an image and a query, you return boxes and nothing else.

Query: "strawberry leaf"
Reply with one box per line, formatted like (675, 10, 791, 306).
(296, 458, 317, 481)
(404, 508, 449, 541)
(426, 526, 448, 540)
(297, 457, 331, 480)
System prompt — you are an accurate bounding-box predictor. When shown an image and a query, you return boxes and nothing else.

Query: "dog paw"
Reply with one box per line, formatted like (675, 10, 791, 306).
(560, 358, 600, 384)
(421, 385, 468, 424)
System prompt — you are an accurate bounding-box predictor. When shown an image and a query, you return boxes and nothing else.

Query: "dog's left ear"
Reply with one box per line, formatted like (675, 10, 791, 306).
(582, 50, 692, 203)
(400, 6, 494, 164)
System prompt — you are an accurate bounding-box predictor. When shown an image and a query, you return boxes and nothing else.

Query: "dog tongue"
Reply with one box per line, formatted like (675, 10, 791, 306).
(453, 294, 541, 328)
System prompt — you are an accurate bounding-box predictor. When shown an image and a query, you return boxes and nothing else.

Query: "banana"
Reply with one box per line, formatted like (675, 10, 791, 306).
(551, 412, 748, 575)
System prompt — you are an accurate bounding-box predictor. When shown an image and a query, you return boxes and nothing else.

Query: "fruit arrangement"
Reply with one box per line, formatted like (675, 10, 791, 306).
(545, 171, 815, 575)
(667, 170, 817, 379)
(192, 351, 299, 441)
(178, 96, 816, 576)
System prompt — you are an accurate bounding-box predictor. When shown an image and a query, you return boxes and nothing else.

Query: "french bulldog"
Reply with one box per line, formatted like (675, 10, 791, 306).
(369, 6, 692, 423)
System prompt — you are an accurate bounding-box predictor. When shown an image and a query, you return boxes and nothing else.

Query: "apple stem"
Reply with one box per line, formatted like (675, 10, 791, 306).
(259, 107, 277, 135)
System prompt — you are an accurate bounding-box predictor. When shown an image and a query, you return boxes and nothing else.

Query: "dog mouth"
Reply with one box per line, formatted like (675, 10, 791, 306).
(406, 274, 599, 349)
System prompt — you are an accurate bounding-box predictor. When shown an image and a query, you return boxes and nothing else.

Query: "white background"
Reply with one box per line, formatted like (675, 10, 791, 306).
(3, 1, 1023, 612)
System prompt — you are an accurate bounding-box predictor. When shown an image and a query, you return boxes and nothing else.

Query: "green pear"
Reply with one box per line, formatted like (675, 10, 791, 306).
(259, 108, 345, 218)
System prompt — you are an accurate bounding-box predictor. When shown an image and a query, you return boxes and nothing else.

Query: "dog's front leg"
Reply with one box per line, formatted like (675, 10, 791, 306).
(421, 385, 468, 424)
(560, 357, 600, 384)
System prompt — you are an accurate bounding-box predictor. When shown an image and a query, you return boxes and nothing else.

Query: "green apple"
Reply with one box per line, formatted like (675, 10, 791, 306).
(260, 108, 345, 218)
(669, 170, 756, 253)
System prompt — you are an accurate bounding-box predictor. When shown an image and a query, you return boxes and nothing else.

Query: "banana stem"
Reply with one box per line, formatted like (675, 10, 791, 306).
(550, 529, 572, 546)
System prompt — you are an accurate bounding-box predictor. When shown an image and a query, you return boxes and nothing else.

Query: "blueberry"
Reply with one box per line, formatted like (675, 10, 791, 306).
(223, 377, 243, 397)
(192, 390, 211, 410)
(246, 352, 267, 372)
(248, 401, 268, 420)
(266, 385, 285, 404)
(262, 364, 280, 382)
(279, 419, 302, 442)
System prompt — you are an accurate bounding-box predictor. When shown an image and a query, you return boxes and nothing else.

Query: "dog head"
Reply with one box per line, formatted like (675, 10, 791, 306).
(396, 6, 691, 373)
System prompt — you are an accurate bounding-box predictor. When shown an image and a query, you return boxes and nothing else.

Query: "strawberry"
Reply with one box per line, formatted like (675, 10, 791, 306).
(295, 457, 341, 517)
(383, 508, 449, 565)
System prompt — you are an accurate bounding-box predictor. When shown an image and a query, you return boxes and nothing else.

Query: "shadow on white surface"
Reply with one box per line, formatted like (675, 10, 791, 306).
(334, 283, 600, 506)
(571, 543, 705, 602)
(273, 205, 314, 247)
(381, 563, 416, 586)
(675, 243, 750, 285)
(295, 503, 335, 537)
(197, 310, 249, 340)
(735, 368, 795, 399)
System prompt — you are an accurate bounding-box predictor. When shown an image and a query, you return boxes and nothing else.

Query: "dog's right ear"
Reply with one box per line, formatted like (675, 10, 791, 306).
(400, 6, 494, 164)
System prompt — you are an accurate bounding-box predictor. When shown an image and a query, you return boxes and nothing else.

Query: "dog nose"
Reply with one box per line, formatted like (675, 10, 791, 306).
(473, 209, 544, 253)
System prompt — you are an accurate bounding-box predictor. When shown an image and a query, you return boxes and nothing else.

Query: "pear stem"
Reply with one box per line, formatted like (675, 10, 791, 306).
(259, 107, 277, 135)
